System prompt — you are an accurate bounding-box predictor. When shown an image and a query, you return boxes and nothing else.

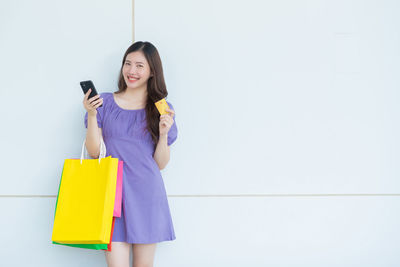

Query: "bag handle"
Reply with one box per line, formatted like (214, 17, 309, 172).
(80, 135, 106, 164)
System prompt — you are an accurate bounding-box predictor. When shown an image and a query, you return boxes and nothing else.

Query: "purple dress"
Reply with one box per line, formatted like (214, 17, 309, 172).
(84, 92, 177, 244)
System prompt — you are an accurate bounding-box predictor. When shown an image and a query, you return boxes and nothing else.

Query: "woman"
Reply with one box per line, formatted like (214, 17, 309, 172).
(83, 41, 178, 267)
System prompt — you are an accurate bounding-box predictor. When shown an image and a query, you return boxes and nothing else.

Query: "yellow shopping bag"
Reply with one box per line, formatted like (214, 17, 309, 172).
(52, 137, 118, 244)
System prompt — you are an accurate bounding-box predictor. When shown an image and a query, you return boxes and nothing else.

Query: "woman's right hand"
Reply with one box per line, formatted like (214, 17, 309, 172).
(83, 89, 103, 116)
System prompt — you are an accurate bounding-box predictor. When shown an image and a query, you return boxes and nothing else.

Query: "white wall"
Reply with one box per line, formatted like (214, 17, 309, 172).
(1, 0, 400, 266)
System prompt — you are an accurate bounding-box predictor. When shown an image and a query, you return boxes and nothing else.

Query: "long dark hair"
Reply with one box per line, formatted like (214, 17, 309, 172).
(114, 41, 168, 146)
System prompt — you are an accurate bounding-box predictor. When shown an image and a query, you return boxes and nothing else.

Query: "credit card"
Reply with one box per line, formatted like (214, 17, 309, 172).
(155, 98, 170, 115)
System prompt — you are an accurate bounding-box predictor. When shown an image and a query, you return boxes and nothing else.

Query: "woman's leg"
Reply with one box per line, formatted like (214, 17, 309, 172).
(132, 243, 157, 267)
(105, 241, 131, 267)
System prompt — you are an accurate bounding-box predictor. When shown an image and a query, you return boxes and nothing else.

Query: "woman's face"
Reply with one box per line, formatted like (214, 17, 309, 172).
(122, 51, 152, 90)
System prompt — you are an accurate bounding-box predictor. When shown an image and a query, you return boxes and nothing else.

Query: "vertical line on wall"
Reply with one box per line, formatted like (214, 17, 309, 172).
(132, 0, 135, 42)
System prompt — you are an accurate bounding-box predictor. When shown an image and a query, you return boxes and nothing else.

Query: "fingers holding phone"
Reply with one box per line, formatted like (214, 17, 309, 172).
(80, 80, 102, 115)
(83, 88, 103, 116)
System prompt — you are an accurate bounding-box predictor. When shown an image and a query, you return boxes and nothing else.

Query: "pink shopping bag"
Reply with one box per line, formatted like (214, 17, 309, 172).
(113, 161, 123, 217)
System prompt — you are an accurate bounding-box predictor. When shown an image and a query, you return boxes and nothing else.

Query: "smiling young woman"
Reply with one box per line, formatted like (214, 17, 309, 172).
(83, 41, 178, 267)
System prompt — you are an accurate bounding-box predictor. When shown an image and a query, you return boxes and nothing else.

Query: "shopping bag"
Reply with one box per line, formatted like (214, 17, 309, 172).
(106, 217, 116, 251)
(52, 152, 123, 250)
(52, 136, 118, 245)
(52, 160, 117, 250)
(113, 160, 123, 217)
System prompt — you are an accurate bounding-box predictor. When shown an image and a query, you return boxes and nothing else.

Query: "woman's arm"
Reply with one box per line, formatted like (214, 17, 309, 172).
(85, 114, 102, 158)
(153, 133, 170, 170)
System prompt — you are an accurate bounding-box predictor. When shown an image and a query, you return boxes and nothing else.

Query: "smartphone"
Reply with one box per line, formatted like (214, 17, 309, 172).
(80, 80, 102, 107)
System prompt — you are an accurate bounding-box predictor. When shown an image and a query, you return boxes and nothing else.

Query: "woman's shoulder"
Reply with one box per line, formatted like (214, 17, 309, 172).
(99, 92, 113, 98)
(98, 92, 114, 105)
(93, 92, 113, 111)
(166, 100, 175, 109)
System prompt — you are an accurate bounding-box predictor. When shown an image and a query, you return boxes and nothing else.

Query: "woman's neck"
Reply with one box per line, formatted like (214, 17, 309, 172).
(123, 86, 148, 104)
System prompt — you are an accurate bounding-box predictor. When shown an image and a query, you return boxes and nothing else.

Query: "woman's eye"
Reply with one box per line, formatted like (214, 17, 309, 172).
(137, 65, 143, 68)
(125, 62, 130, 65)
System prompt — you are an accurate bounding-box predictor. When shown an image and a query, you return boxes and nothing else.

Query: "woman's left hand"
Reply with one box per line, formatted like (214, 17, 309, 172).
(159, 107, 175, 136)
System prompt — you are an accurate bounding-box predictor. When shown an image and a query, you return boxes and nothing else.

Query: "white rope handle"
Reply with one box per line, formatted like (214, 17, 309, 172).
(80, 135, 106, 164)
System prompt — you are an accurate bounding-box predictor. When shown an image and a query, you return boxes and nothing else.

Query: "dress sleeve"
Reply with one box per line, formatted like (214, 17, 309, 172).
(84, 93, 105, 128)
(167, 102, 178, 146)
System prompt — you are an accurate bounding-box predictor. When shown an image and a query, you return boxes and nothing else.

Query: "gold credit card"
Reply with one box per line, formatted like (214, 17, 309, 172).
(155, 98, 170, 115)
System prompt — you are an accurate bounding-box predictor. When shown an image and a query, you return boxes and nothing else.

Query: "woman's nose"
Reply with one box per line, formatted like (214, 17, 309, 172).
(129, 66, 139, 74)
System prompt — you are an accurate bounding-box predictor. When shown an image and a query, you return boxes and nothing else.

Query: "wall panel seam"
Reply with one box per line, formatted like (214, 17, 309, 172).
(1, 194, 400, 198)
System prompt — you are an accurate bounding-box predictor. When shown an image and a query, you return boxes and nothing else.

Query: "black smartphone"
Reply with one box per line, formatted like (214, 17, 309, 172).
(80, 80, 102, 107)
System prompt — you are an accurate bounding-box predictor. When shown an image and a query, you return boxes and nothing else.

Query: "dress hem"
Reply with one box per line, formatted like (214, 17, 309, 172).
(112, 235, 176, 244)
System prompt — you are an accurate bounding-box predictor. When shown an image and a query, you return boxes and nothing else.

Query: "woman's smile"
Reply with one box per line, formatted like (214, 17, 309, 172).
(127, 75, 139, 83)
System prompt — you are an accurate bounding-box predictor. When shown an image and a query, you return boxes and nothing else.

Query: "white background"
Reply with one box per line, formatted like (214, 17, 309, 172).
(1, 0, 399, 266)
